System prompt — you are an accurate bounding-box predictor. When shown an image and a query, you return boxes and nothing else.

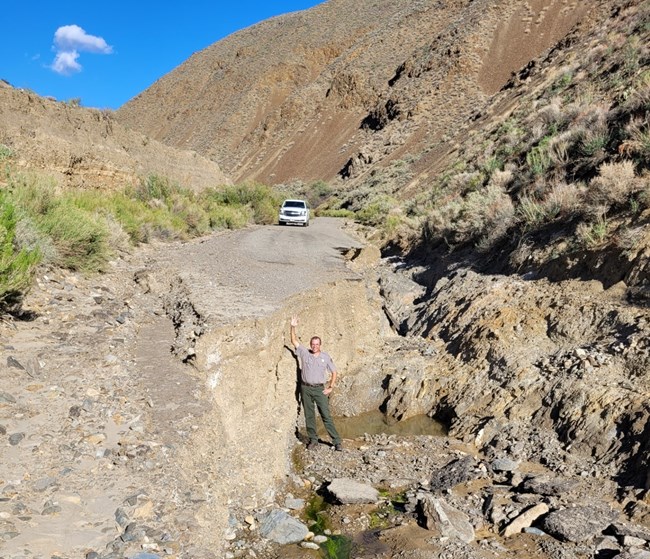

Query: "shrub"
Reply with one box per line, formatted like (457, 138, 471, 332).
(168, 193, 211, 235)
(39, 202, 110, 273)
(587, 160, 638, 208)
(460, 183, 515, 243)
(207, 204, 252, 229)
(133, 174, 174, 203)
(8, 173, 59, 216)
(547, 130, 577, 167)
(0, 144, 12, 161)
(576, 216, 609, 247)
(356, 196, 397, 226)
(620, 117, 650, 167)
(213, 183, 281, 224)
(103, 192, 153, 243)
(425, 184, 514, 247)
(621, 70, 650, 112)
(542, 182, 585, 218)
(304, 180, 333, 208)
(483, 156, 504, 175)
(526, 142, 553, 176)
(579, 128, 609, 158)
(0, 192, 41, 311)
(518, 194, 547, 225)
(488, 168, 515, 190)
(449, 171, 486, 194)
(548, 72, 573, 96)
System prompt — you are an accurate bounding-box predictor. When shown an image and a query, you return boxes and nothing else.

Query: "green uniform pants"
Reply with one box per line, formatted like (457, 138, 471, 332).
(301, 384, 341, 445)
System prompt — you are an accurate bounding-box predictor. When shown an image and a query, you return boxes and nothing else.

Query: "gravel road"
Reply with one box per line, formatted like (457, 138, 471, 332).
(142, 217, 364, 324)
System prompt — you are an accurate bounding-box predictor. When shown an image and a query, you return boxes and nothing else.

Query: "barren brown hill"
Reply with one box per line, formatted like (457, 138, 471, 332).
(0, 82, 230, 192)
(115, 0, 609, 189)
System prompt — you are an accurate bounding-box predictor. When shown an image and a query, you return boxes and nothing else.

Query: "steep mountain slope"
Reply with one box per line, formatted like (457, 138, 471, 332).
(116, 0, 604, 188)
(0, 83, 230, 192)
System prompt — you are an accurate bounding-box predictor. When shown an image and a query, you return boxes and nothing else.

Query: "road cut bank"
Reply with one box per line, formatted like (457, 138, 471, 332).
(177, 275, 394, 540)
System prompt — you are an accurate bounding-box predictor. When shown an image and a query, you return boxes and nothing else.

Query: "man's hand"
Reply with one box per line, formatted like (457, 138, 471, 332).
(323, 386, 333, 396)
(290, 316, 299, 348)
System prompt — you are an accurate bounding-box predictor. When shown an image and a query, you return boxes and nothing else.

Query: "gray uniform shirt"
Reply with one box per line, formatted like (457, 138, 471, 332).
(296, 345, 336, 384)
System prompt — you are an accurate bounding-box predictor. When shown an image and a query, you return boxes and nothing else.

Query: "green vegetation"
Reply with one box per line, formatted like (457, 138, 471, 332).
(320, 535, 352, 559)
(368, 488, 408, 529)
(397, 2, 650, 261)
(279, 7, 650, 264)
(0, 145, 12, 161)
(0, 191, 40, 310)
(526, 141, 553, 176)
(0, 167, 282, 315)
(303, 494, 331, 534)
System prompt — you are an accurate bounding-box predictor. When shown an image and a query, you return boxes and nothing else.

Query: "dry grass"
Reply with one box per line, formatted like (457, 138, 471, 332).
(542, 181, 585, 219)
(587, 160, 638, 208)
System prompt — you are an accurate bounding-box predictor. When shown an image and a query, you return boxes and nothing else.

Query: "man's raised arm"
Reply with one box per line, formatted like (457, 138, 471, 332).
(290, 315, 300, 349)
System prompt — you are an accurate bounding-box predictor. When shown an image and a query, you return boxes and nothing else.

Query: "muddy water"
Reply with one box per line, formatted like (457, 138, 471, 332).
(316, 410, 446, 439)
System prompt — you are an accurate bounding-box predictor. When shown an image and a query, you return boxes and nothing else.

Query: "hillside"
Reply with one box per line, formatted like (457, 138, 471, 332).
(116, 0, 605, 188)
(0, 82, 230, 192)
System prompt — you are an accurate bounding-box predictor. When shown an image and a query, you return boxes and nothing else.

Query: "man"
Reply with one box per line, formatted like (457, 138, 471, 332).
(290, 316, 343, 451)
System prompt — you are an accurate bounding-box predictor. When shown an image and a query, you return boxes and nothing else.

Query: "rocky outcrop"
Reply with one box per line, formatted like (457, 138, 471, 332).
(377, 260, 650, 487)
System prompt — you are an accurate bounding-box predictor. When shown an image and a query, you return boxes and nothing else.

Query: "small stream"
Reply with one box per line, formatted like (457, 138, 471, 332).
(310, 411, 445, 558)
(318, 410, 446, 439)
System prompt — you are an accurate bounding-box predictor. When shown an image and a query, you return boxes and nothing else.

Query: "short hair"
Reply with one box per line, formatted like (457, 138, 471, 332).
(310, 336, 322, 345)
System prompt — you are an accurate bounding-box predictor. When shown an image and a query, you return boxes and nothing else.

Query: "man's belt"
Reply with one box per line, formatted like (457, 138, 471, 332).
(302, 382, 324, 387)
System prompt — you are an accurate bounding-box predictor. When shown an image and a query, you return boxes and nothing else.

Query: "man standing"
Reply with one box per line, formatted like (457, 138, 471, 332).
(290, 316, 343, 451)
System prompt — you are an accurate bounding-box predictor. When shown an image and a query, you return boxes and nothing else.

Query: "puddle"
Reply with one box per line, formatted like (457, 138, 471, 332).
(317, 410, 446, 439)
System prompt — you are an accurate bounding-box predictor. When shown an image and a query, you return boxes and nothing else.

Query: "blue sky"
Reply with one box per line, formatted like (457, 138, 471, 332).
(2, 1, 324, 110)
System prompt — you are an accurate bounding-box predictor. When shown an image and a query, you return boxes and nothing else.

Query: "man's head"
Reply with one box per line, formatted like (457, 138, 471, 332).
(309, 336, 322, 353)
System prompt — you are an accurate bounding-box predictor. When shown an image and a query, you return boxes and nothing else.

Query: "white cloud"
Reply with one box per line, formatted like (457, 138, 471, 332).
(52, 50, 81, 75)
(51, 24, 113, 75)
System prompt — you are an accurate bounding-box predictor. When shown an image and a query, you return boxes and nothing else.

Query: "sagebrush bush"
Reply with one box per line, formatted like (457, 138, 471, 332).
(587, 160, 638, 208)
(168, 193, 211, 236)
(620, 117, 650, 167)
(207, 205, 252, 229)
(425, 183, 514, 247)
(8, 173, 59, 216)
(518, 194, 547, 226)
(134, 174, 174, 202)
(527, 143, 553, 177)
(304, 180, 333, 209)
(542, 182, 585, 218)
(448, 171, 485, 194)
(356, 195, 398, 226)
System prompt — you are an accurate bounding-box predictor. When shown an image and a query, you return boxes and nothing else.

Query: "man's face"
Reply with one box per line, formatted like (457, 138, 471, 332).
(310, 338, 321, 353)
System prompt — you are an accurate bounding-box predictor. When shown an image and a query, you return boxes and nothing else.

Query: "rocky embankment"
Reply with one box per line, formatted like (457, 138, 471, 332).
(1, 219, 649, 559)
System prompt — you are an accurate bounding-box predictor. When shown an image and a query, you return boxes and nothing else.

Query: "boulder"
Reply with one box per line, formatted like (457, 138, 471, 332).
(259, 509, 309, 545)
(328, 478, 380, 504)
(540, 505, 618, 542)
(419, 495, 475, 543)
